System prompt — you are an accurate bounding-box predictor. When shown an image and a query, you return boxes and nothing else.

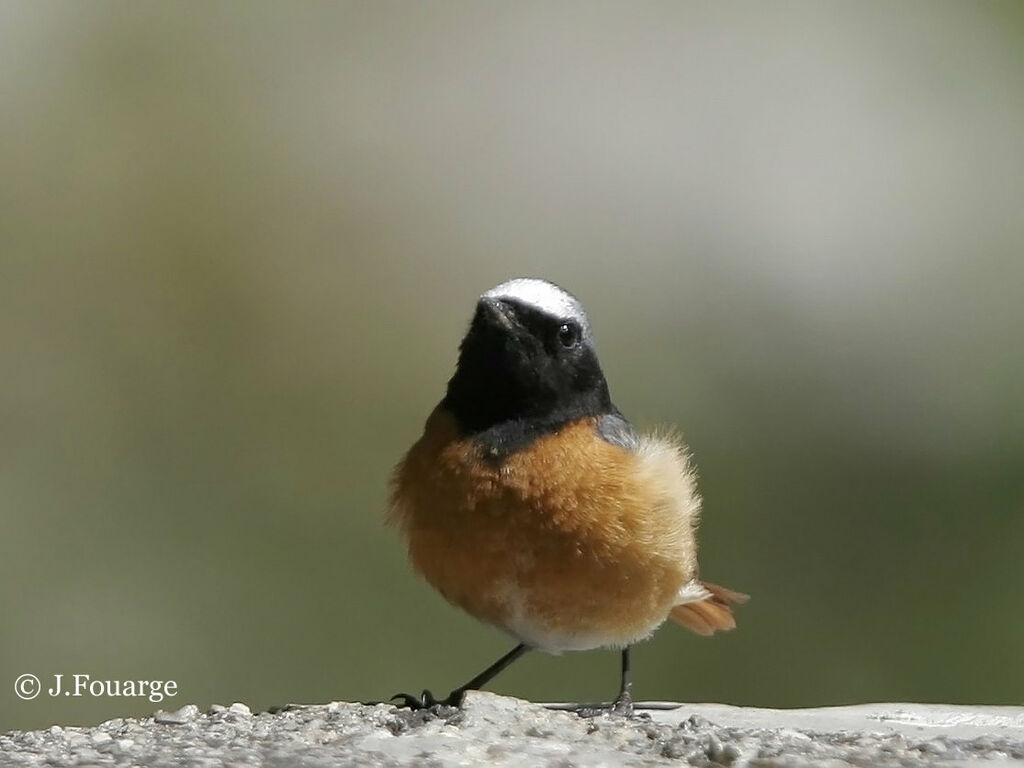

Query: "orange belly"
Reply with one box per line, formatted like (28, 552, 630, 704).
(390, 408, 700, 651)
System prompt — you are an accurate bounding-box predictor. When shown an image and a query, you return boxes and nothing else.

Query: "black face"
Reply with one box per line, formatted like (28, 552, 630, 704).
(442, 295, 613, 445)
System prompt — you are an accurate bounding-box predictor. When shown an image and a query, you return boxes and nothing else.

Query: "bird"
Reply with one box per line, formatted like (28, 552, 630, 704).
(388, 277, 746, 714)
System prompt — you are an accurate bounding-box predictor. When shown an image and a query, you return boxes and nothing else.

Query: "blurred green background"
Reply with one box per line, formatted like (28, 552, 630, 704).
(3, 1, 1023, 732)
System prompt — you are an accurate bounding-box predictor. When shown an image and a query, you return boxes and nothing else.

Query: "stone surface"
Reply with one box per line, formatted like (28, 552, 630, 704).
(2, 693, 1023, 767)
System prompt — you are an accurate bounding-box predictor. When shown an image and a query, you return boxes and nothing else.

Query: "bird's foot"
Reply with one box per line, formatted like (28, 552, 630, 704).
(573, 703, 614, 718)
(610, 689, 634, 717)
(390, 688, 464, 710)
(544, 697, 635, 718)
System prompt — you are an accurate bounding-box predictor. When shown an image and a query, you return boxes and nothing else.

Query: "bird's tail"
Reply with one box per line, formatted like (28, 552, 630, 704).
(669, 581, 749, 636)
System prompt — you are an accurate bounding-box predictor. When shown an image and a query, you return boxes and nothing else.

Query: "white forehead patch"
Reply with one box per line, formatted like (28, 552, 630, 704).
(482, 278, 590, 331)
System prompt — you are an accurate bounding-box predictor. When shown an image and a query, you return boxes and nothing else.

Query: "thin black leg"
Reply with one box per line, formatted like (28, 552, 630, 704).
(454, 642, 530, 696)
(392, 643, 531, 710)
(542, 645, 636, 718)
(611, 646, 633, 715)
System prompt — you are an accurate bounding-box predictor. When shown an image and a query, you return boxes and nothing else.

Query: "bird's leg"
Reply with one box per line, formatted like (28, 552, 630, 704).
(392, 643, 531, 709)
(543, 646, 635, 718)
(443, 642, 531, 705)
(611, 646, 634, 716)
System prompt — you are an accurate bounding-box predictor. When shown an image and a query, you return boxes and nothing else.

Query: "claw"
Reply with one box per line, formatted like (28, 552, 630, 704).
(390, 689, 440, 710)
(390, 688, 466, 710)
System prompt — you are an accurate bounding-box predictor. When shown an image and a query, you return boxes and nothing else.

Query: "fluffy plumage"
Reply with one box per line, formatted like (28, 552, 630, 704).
(390, 410, 714, 651)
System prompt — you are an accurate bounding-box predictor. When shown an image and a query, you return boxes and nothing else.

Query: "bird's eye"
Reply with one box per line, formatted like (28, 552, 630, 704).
(557, 322, 580, 348)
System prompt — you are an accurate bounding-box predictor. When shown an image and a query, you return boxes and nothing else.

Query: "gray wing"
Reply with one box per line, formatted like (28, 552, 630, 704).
(596, 411, 640, 452)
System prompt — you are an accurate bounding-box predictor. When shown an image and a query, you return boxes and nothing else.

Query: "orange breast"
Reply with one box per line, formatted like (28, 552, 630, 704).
(389, 408, 699, 651)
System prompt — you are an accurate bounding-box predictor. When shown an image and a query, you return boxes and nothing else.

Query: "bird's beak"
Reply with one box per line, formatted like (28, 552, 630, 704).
(479, 296, 517, 332)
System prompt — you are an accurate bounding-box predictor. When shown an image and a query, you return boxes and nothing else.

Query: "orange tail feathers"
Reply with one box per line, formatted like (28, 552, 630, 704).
(669, 581, 750, 637)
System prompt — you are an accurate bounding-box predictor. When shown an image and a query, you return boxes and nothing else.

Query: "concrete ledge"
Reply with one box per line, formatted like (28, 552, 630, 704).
(3, 693, 1023, 766)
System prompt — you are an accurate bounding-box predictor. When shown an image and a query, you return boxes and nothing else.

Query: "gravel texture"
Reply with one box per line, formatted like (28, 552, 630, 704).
(2, 693, 1023, 767)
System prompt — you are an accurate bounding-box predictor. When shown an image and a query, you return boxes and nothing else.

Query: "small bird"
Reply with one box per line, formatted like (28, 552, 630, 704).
(389, 278, 746, 714)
